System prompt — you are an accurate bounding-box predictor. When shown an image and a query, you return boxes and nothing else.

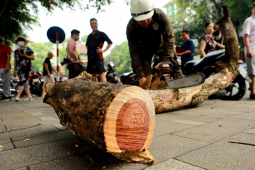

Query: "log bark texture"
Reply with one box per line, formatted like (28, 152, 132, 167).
(43, 72, 155, 164)
(148, 6, 240, 113)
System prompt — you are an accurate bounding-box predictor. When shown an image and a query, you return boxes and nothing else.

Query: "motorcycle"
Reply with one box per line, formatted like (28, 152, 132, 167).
(97, 62, 119, 83)
(28, 71, 43, 96)
(183, 49, 250, 100)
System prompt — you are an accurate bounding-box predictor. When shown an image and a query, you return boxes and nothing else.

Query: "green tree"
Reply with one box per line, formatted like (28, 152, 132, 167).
(81, 35, 88, 43)
(104, 41, 132, 75)
(0, 0, 112, 45)
(30, 42, 54, 72)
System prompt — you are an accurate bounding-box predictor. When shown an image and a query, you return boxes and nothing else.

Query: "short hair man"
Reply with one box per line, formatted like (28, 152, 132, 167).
(177, 30, 195, 70)
(67, 29, 84, 78)
(42, 52, 58, 96)
(0, 36, 12, 100)
(243, 3, 255, 99)
(86, 18, 113, 82)
(127, 0, 183, 89)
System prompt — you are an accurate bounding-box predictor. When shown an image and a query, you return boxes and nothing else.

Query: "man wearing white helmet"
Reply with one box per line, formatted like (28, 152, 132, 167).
(127, 0, 183, 89)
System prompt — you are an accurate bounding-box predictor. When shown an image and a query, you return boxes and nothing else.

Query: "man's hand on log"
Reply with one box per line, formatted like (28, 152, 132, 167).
(139, 77, 147, 89)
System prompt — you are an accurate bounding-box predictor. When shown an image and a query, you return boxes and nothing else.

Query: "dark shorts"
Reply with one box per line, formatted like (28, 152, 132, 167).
(87, 58, 106, 74)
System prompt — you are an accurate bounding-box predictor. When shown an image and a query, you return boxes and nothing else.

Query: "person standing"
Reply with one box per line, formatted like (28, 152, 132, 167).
(13, 36, 34, 101)
(86, 18, 113, 82)
(176, 30, 195, 69)
(0, 36, 12, 100)
(243, 3, 255, 99)
(67, 29, 84, 79)
(42, 52, 58, 95)
(200, 21, 225, 58)
(127, 0, 183, 89)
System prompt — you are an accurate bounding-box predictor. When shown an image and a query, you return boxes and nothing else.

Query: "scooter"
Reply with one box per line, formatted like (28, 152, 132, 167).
(28, 71, 43, 97)
(183, 50, 250, 100)
(97, 62, 119, 83)
(106, 62, 118, 84)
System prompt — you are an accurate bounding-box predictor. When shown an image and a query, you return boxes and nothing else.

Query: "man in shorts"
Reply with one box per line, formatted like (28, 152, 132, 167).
(42, 52, 58, 96)
(243, 3, 255, 99)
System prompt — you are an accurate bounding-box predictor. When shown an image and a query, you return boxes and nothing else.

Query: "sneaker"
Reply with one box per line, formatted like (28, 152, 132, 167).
(24, 98, 33, 101)
(0, 95, 12, 101)
(15, 97, 19, 102)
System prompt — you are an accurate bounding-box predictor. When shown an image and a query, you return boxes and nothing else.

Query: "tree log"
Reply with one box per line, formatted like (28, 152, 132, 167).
(148, 6, 240, 113)
(43, 72, 155, 164)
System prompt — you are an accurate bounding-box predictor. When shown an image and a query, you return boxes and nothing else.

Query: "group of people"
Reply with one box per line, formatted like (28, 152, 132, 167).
(65, 18, 112, 83)
(1, 0, 255, 101)
(0, 35, 35, 101)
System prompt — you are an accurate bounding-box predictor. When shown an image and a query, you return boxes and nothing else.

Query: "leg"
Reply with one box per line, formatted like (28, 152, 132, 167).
(0, 68, 11, 97)
(98, 72, 107, 83)
(16, 86, 25, 98)
(249, 74, 255, 95)
(23, 80, 32, 99)
(92, 74, 98, 82)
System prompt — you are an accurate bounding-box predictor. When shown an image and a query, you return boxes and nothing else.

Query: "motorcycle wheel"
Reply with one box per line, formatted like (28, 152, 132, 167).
(221, 74, 246, 101)
(35, 84, 42, 97)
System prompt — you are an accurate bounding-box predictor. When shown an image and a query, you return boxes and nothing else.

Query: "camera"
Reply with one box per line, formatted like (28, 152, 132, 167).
(61, 58, 71, 65)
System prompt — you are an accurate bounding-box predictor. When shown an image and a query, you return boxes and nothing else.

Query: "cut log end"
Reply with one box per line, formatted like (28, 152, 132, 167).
(116, 99, 150, 152)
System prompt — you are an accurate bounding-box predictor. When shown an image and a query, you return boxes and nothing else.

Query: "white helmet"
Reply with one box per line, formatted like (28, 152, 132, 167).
(130, 0, 154, 21)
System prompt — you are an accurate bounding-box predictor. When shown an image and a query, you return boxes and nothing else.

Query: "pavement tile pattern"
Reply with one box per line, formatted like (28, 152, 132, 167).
(0, 93, 254, 170)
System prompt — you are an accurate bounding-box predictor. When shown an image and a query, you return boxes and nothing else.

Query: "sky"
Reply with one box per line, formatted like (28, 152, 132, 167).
(27, 0, 169, 54)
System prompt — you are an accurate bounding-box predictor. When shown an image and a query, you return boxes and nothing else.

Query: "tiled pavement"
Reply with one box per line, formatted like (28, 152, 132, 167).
(0, 93, 254, 170)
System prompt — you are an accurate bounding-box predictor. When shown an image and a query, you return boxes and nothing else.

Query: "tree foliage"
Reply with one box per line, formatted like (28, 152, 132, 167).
(172, 0, 254, 45)
(104, 41, 132, 75)
(0, 0, 112, 45)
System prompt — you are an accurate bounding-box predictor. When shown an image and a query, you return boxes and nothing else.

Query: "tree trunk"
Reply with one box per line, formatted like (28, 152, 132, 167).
(43, 72, 155, 164)
(148, 6, 239, 113)
(43, 6, 238, 164)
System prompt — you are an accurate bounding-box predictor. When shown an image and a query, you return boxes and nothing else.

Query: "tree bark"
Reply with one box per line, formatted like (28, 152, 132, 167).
(148, 6, 239, 113)
(43, 72, 155, 164)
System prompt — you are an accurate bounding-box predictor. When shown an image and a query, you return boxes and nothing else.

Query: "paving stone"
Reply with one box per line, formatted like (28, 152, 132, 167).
(0, 138, 14, 150)
(37, 116, 58, 121)
(172, 118, 255, 143)
(1, 124, 59, 140)
(13, 167, 28, 170)
(29, 112, 44, 116)
(243, 128, 255, 135)
(149, 135, 209, 162)
(231, 112, 255, 121)
(0, 138, 94, 169)
(52, 124, 66, 130)
(13, 130, 75, 148)
(154, 122, 193, 137)
(176, 133, 255, 170)
(144, 159, 205, 170)
(183, 112, 242, 123)
(173, 120, 206, 126)
(0, 125, 6, 132)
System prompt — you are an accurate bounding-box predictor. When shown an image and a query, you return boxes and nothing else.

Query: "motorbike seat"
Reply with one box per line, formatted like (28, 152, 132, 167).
(184, 50, 225, 68)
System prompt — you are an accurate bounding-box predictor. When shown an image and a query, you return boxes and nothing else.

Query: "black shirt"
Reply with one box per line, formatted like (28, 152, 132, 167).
(43, 58, 52, 76)
(86, 31, 112, 60)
